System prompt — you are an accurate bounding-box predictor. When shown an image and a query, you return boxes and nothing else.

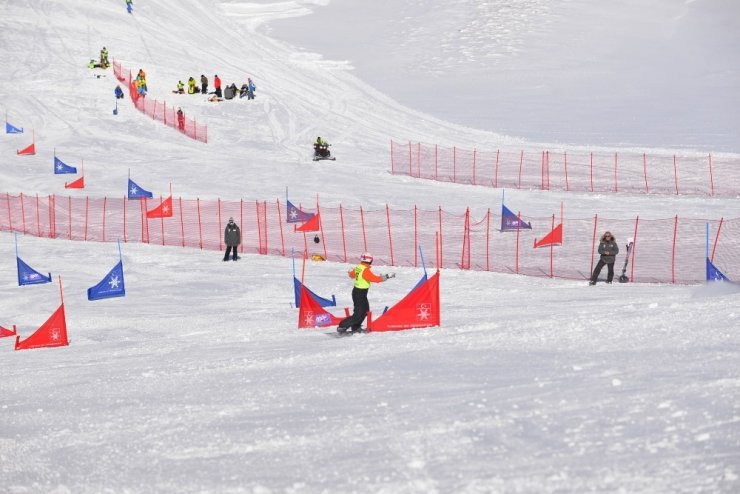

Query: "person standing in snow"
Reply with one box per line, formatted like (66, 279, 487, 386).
(214, 74, 222, 98)
(247, 78, 256, 100)
(176, 108, 185, 131)
(100, 47, 109, 68)
(200, 74, 208, 94)
(590, 231, 620, 284)
(223, 217, 241, 261)
(126, 0, 133, 13)
(337, 252, 393, 333)
(114, 85, 124, 99)
(187, 77, 197, 94)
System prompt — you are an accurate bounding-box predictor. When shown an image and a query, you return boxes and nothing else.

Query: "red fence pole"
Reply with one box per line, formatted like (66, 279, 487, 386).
(197, 198, 203, 249)
(515, 211, 521, 274)
(35, 194, 40, 237)
(708, 153, 715, 196)
(218, 198, 223, 251)
(614, 152, 619, 193)
(276, 199, 285, 256)
(518, 150, 523, 189)
(413, 205, 418, 268)
(20, 193, 27, 234)
(360, 206, 367, 252)
(631, 216, 639, 282)
(643, 153, 649, 194)
(472, 148, 477, 186)
(671, 215, 678, 283)
(711, 217, 724, 262)
(563, 152, 569, 192)
(673, 155, 679, 195)
(241, 199, 245, 254)
(408, 141, 412, 176)
(590, 152, 594, 192)
(417, 142, 421, 178)
(494, 149, 500, 188)
(390, 140, 395, 174)
(438, 206, 443, 269)
(339, 204, 347, 263)
(549, 214, 555, 278)
(485, 208, 491, 271)
(590, 214, 598, 274)
(6, 193, 12, 232)
(160, 198, 165, 246)
(385, 204, 394, 266)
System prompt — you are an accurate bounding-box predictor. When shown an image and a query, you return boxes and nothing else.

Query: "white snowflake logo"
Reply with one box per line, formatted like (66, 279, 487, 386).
(56, 164, 64, 171)
(416, 303, 431, 321)
(50, 328, 61, 341)
(289, 208, 298, 220)
(162, 204, 170, 214)
(108, 275, 120, 289)
(130, 186, 138, 195)
(304, 311, 315, 326)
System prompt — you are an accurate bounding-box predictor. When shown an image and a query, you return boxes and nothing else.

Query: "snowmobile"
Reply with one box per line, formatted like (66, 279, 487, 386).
(313, 143, 335, 161)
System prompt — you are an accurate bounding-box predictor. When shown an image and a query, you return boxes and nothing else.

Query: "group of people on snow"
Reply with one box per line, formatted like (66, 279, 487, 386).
(174, 74, 256, 101)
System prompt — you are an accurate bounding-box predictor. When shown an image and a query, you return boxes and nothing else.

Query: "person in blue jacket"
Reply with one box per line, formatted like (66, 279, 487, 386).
(114, 85, 124, 99)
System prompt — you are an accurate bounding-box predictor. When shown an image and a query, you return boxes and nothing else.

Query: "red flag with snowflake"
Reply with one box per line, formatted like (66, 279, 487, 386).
(15, 304, 68, 350)
(298, 284, 342, 328)
(0, 324, 17, 338)
(146, 195, 173, 218)
(367, 271, 440, 332)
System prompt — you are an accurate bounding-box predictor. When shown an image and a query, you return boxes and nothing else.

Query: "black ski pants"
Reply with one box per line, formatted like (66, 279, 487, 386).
(591, 260, 615, 282)
(338, 287, 370, 330)
(224, 246, 238, 261)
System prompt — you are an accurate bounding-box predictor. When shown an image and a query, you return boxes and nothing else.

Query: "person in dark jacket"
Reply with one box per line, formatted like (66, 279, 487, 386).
(200, 74, 208, 94)
(214, 74, 222, 98)
(337, 252, 393, 333)
(590, 231, 619, 284)
(223, 217, 241, 261)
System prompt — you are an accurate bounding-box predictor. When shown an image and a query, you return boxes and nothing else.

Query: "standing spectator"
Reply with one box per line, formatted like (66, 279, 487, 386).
(126, 0, 133, 13)
(200, 74, 208, 94)
(223, 217, 241, 261)
(336, 252, 393, 333)
(214, 74, 222, 98)
(137, 69, 147, 91)
(177, 108, 185, 132)
(590, 231, 620, 284)
(247, 78, 256, 100)
(100, 47, 109, 68)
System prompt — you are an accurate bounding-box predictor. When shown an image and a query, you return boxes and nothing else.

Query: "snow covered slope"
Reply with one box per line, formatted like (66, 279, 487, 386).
(1, 1, 739, 492)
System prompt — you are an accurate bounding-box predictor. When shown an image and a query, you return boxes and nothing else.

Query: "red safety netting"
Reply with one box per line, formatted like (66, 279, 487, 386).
(391, 141, 740, 198)
(2, 192, 737, 285)
(113, 60, 207, 143)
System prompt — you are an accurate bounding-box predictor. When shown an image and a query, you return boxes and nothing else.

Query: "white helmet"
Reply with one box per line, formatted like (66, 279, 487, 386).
(360, 252, 373, 263)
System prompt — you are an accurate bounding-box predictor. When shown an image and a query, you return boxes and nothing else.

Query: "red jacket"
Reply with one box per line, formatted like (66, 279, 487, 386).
(214, 76, 221, 89)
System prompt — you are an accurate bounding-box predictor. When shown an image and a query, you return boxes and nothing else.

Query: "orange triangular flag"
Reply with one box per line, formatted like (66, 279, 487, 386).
(16, 142, 36, 155)
(146, 196, 173, 218)
(296, 212, 320, 232)
(14, 304, 68, 350)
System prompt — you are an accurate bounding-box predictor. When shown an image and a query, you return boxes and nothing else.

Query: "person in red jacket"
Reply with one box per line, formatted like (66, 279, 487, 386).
(176, 108, 185, 131)
(337, 252, 393, 333)
(214, 74, 222, 98)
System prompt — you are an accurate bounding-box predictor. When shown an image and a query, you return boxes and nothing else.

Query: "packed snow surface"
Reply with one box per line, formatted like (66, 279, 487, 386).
(1, 1, 739, 493)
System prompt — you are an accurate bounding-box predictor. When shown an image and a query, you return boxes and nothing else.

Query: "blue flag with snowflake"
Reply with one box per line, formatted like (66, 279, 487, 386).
(17, 257, 52, 286)
(501, 204, 532, 231)
(286, 200, 315, 223)
(128, 178, 153, 199)
(88, 260, 126, 301)
(293, 277, 336, 308)
(6, 121, 23, 134)
(706, 258, 729, 282)
(54, 156, 77, 174)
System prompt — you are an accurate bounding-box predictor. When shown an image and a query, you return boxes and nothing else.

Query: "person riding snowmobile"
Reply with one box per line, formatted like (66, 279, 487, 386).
(314, 136, 331, 159)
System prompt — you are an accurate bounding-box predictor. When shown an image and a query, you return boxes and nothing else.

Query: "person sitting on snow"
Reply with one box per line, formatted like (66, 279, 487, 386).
(114, 85, 124, 99)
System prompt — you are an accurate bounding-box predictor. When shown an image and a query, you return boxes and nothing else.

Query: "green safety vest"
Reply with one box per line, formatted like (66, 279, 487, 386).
(353, 264, 371, 289)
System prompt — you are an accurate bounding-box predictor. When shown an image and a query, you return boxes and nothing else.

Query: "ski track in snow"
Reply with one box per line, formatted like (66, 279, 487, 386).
(1, 1, 740, 493)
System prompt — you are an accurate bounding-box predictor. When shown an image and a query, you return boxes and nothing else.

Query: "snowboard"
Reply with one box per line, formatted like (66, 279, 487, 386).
(326, 328, 367, 338)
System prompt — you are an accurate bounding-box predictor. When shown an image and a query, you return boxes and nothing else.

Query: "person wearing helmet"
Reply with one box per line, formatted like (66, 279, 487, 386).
(337, 252, 393, 333)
